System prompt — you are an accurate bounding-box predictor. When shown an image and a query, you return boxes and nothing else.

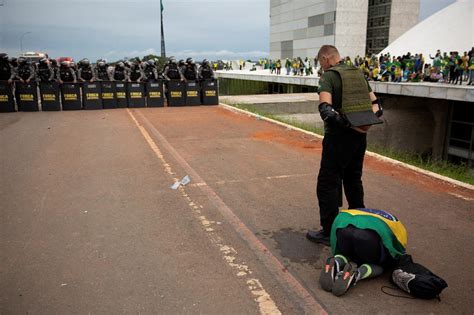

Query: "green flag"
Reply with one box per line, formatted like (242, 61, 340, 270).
(161, 0, 164, 12)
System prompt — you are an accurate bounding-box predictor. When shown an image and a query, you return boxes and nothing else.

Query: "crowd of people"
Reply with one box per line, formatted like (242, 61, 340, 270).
(0, 54, 216, 85)
(230, 49, 474, 85)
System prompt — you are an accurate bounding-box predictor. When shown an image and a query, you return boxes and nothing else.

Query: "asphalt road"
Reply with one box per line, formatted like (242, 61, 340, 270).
(1, 106, 473, 314)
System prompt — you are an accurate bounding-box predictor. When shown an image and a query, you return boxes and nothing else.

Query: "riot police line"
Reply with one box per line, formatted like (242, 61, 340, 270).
(0, 54, 219, 112)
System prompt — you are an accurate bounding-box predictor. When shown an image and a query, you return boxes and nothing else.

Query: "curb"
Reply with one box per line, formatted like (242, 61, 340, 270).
(219, 103, 474, 191)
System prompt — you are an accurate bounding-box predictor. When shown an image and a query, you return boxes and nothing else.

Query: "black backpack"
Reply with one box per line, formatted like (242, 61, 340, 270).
(391, 254, 448, 300)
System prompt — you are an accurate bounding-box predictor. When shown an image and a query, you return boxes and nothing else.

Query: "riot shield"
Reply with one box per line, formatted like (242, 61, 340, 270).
(61, 83, 82, 110)
(39, 82, 61, 111)
(82, 82, 103, 110)
(166, 80, 185, 107)
(185, 80, 201, 106)
(146, 80, 164, 107)
(201, 79, 219, 105)
(15, 81, 39, 111)
(115, 82, 128, 108)
(127, 82, 146, 108)
(101, 81, 117, 109)
(0, 80, 16, 112)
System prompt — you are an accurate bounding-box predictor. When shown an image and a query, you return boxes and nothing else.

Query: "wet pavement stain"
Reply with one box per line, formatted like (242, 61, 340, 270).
(258, 228, 330, 268)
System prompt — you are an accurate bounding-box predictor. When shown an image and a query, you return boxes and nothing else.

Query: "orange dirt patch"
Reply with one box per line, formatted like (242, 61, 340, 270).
(252, 130, 322, 152)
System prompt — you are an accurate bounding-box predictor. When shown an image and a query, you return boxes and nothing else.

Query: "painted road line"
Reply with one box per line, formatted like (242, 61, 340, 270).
(127, 109, 284, 315)
(187, 173, 314, 187)
(130, 109, 328, 315)
(220, 103, 474, 192)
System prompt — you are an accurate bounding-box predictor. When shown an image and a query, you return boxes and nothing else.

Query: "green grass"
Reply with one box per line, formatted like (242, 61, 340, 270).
(232, 103, 474, 185)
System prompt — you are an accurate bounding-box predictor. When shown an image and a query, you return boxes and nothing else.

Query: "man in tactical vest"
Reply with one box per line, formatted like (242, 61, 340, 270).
(306, 45, 383, 246)
(183, 57, 198, 81)
(15, 57, 36, 83)
(128, 60, 144, 82)
(0, 53, 15, 84)
(36, 58, 55, 82)
(77, 58, 95, 82)
(93, 59, 112, 81)
(57, 60, 77, 84)
(112, 61, 129, 82)
(143, 59, 159, 82)
(49, 59, 59, 81)
(163, 57, 185, 82)
(198, 59, 215, 81)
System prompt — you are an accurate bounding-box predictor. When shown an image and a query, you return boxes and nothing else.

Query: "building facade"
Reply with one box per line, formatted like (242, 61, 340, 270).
(270, 0, 420, 59)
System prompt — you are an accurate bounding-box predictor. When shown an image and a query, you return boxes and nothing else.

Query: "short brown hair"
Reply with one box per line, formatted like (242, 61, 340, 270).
(317, 45, 340, 60)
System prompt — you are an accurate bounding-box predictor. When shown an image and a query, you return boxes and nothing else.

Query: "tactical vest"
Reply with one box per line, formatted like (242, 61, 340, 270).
(18, 65, 32, 80)
(166, 65, 180, 80)
(184, 66, 197, 80)
(144, 66, 156, 81)
(130, 67, 141, 81)
(327, 64, 380, 127)
(97, 66, 109, 80)
(327, 64, 372, 115)
(60, 67, 74, 82)
(0, 61, 11, 80)
(80, 66, 93, 80)
(114, 67, 125, 81)
(200, 67, 212, 79)
(37, 65, 52, 81)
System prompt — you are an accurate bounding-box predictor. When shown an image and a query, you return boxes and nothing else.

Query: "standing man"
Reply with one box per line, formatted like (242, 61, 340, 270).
(15, 57, 36, 83)
(94, 59, 113, 81)
(77, 59, 95, 82)
(198, 59, 215, 81)
(57, 60, 77, 83)
(182, 58, 198, 81)
(306, 45, 383, 246)
(36, 58, 55, 83)
(143, 59, 159, 82)
(163, 57, 184, 82)
(0, 53, 15, 83)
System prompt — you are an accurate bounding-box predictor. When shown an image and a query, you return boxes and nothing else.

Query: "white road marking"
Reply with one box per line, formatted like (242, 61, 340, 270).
(127, 109, 282, 315)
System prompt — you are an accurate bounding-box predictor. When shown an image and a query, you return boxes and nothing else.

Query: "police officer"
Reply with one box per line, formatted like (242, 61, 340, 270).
(178, 59, 186, 73)
(15, 57, 36, 83)
(128, 60, 144, 82)
(57, 60, 77, 83)
(198, 59, 215, 81)
(183, 57, 198, 81)
(0, 53, 15, 83)
(93, 59, 112, 81)
(163, 57, 184, 82)
(36, 58, 55, 82)
(77, 58, 94, 82)
(112, 61, 129, 81)
(49, 59, 59, 81)
(143, 59, 159, 82)
(306, 45, 383, 246)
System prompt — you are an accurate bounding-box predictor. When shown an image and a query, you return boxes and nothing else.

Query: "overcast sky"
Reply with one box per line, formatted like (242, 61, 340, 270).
(0, 0, 456, 61)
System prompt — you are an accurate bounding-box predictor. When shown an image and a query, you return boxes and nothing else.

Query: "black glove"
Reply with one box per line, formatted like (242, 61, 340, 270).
(373, 99, 383, 118)
(319, 102, 348, 128)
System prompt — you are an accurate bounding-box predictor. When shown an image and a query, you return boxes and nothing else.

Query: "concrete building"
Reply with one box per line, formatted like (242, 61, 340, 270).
(270, 0, 420, 59)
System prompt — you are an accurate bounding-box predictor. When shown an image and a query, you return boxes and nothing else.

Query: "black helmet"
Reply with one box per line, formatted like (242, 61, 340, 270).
(60, 60, 69, 67)
(0, 53, 8, 61)
(50, 59, 57, 66)
(97, 60, 105, 67)
(18, 57, 27, 64)
(168, 56, 176, 64)
(147, 59, 156, 66)
(202, 59, 209, 66)
(39, 57, 48, 64)
(186, 57, 194, 64)
(82, 58, 90, 66)
(117, 61, 124, 68)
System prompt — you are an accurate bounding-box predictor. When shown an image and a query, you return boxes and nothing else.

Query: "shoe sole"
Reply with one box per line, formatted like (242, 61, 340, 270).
(319, 257, 336, 292)
(332, 262, 357, 297)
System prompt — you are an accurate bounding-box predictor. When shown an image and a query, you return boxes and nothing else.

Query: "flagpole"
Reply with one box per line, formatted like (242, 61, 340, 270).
(160, 0, 166, 58)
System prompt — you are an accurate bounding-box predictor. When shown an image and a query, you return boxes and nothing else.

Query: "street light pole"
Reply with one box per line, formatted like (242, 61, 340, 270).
(20, 31, 32, 55)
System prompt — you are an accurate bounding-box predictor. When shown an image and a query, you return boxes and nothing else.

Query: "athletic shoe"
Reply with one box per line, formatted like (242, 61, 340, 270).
(332, 262, 358, 297)
(319, 255, 347, 292)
